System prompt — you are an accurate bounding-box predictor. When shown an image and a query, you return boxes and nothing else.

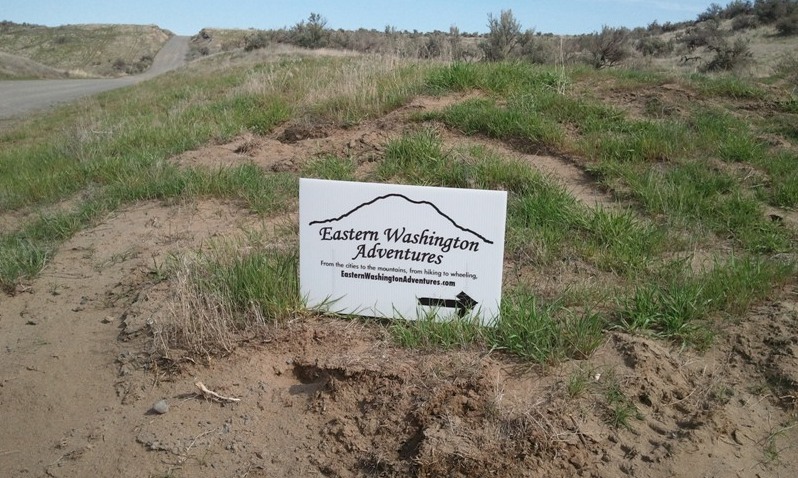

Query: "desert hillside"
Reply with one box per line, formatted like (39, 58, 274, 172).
(0, 21, 172, 78)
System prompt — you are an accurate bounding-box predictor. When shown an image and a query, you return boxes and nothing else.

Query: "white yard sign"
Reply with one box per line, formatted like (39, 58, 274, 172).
(299, 179, 507, 325)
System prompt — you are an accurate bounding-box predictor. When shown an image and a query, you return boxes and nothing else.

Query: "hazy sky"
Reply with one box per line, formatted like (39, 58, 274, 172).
(4, 1, 711, 35)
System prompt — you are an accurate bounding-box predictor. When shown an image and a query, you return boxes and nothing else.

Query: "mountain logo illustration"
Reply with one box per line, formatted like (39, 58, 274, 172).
(309, 193, 494, 245)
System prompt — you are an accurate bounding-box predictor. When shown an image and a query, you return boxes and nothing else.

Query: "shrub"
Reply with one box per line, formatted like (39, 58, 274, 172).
(520, 32, 555, 64)
(775, 13, 798, 34)
(449, 26, 463, 60)
(244, 31, 270, 51)
(679, 20, 726, 52)
(698, 3, 725, 22)
(754, 0, 797, 24)
(731, 14, 759, 30)
(419, 33, 447, 59)
(290, 12, 329, 49)
(584, 26, 630, 68)
(636, 36, 674, 57)
(112, 58, 126, 72)
(704, 37, 753, 71)
(647, 21, 663, 34)
(661, 21, 679, 32)
(722, 0, 754, 18)
(480, 10, 522, 61)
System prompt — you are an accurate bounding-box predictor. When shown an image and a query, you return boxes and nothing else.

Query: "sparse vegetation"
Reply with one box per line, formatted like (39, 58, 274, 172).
(2, 7, 798, 477)
(3, 47, 795, 359)
(0, 22, 171, 77)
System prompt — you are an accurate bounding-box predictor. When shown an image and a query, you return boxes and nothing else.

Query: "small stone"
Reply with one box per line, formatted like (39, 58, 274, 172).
(153, 399, 169, 414)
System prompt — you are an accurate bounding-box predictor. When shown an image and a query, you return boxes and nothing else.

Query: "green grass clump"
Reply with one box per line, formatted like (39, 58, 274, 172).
(0, 237, 50, 293)
(489, 291, 604, 363)
(429, 97, 564, 152)
(699, 255, 795, 315)
(426, 62, 568, 95)
(160, 242, 301, 357)
(378, 128, 557, 192)
(577, 207, 664, 274)
(616, 161, 792, 253)
(754, 151, 798, 209)
(617, 255, 794, 345)
(390, 289, 604, 364)
(686, 74, 767, 100)
(194, 247, 301, 324)
(301, 156, 358, 181)
(617, 281, 708, 343)
(390, 314, 484, 350)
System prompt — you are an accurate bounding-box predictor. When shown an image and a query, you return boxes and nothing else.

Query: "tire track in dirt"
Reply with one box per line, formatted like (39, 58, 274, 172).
(437, 130, 618, 210)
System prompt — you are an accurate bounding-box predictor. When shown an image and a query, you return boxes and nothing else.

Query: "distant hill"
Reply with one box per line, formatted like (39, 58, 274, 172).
(0, 50, 67, 80)
(3, 3, 797, 82)
(0, 21, 172, 78)
(185, 15, 796, 83)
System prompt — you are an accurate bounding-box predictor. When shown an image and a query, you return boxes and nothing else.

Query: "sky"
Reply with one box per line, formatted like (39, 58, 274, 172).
(3, 1, 713, 36)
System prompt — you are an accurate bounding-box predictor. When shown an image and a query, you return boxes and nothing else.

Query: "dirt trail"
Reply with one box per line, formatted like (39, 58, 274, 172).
(0, 200, 259, 476)
(0, 36, 189, 120)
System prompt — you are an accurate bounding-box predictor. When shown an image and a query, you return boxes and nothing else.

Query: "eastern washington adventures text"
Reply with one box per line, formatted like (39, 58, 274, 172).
(318, 226, 481, 265)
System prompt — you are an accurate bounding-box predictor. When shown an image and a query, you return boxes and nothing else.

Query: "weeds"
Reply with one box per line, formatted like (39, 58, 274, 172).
(601, 370, 641, 429)
(566, 369, 591, 398)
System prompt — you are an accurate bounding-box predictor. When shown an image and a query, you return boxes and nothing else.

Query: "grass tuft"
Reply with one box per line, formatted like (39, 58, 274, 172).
(161, 243, 300, 357)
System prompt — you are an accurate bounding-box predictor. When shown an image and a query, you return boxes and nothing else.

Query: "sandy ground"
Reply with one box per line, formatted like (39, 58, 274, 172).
(1, 95, 797, 477)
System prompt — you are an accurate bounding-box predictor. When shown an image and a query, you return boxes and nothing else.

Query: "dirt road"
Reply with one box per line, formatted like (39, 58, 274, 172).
(0, 35, 190, 119)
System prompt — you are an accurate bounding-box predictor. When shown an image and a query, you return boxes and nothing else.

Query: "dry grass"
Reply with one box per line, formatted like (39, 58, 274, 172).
(644, 20, 798, 77)
(0, 23, 171, 77)
(0, 50, 67, 79)
(231, 51, 428, 124)
(160, 256, 243, 358)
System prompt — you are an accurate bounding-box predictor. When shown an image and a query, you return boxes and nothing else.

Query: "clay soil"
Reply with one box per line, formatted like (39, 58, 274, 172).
(2, 96, 797, 478)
